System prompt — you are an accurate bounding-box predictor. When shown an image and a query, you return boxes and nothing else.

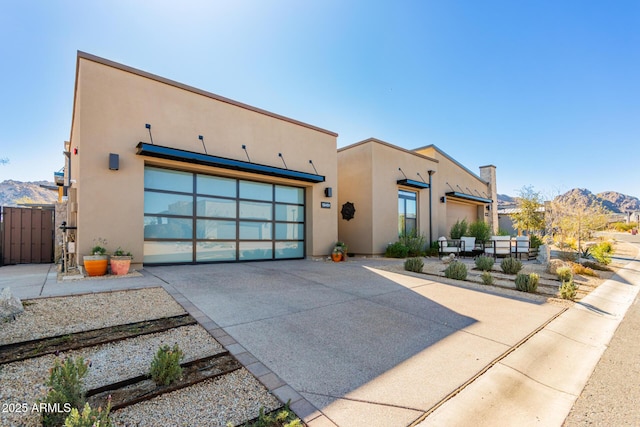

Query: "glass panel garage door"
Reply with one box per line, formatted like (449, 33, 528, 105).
(143, 166, 305, 264)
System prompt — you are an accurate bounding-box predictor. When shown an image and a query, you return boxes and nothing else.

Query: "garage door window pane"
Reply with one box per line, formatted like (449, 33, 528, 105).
(239, 242, 273, 260)
(143, 241, 193, 263)
(144, 192, 193, 216)
(275, 186, 303, 204)
(240, 181, 272, 201)
(275, 204, 303, 222)
(239, 201, 272, 220)
(196, 242, 236, 261)
(276, 223, 303, 240)
(145, 168, 193, 193)
(275, 242, 303, 258)
(144, 217, 192, 239)
(197, 197, 236, 218)
(197, 220, 236, 240)
(197, 175, 236, 198)
(239, 222, 272, 240)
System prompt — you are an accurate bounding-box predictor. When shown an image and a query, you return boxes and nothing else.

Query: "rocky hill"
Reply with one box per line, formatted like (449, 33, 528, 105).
(554, 188, 640, 214)
(0, 180, 59, 207)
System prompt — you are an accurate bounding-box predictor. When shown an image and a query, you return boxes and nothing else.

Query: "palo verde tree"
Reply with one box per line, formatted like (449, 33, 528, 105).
(547, 190, 609, 259)
(509, 186, 545, 236)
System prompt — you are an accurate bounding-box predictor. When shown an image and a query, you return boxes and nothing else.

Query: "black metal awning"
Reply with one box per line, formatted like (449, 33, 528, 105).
(445, 191, 492, 204)
(136, 142, 325, 183)
(397, 179, 430, 189)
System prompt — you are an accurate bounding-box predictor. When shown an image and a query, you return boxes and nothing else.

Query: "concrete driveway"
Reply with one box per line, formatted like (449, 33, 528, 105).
(147, 259, 565, 426)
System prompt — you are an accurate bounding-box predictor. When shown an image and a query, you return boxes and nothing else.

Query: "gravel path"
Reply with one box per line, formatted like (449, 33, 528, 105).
(0, 287, 281, 427)
(0, 287, 186, 345)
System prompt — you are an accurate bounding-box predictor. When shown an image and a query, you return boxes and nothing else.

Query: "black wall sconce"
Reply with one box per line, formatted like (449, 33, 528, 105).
(109, 153, 119, 170)
(440, 196, 447, 203)
(324, 187, 332, 198)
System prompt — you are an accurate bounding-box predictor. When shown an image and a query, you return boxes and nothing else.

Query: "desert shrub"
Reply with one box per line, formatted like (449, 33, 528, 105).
(547, 259, 567, 275)
(500, 257, 523, 274)
(385, 241, 409, 258)
(559, 279, 577, 300)
(444, 261, 467, 280)
(450, 219, 468, 239)
(481, 271, 494, 286)
(590, 241, 614, 265)
(42, 357, 90, 427)
(530, 234, 544, 249)
(468, 220, 491, 242)
(236, 401, 302, 427)
(404, 257, 424, 273)
(556, 266, 573, 282)
(582, 260, 612, 271)
(571, 263, 598, 277)
(474, 255, 494, 272)
(64, 401, 112, 427)
(150, 344, 184, 386)
(515, 273, 539, 293)
(425, 241, 440, 257)
(399, 232, 427, 257)
(611, 222, 636, 232)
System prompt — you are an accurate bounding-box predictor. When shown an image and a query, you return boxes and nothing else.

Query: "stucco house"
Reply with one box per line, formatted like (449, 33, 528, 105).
(62, 52, 497, 268)
(337, 139, 497, 256)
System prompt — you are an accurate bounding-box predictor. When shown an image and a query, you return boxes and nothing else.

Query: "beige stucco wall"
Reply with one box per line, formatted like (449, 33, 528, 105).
(415, 146, 492, 238)
(338, 139, 438, 255)
(68, 53, 338, 267)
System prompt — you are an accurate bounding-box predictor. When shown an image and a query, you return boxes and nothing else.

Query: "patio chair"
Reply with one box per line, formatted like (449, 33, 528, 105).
(438, 236, 464, 257)
(460, 236, 476, 257)
(484, 236, 512, 259)
(511, 236, 530, 260)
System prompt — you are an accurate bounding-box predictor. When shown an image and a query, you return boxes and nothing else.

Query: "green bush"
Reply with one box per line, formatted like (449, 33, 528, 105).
(559, 279, 577, 300)
(481, 271, 494, 286)
(590, 241, 614, 265)
(404, 257, 424, 273)
(64, 401, 112, 427)
(474, 255, 494, 272)
(611, 222, 636, 232)
(42, 357, 90, 427)
(468, 220, 492, 242)
(450, 219, 468, 239)
(150, 344, 184, 386)
(500, 257, 523, 274)
(399, 232, 427, 257)
(530, 234, 544, 249)
(444, 261, 467, 280)
(385, 241, 409, 258)
(515, 273, 539, 293)
(556, 266, 573, 282)
(234, 401, 302, 427)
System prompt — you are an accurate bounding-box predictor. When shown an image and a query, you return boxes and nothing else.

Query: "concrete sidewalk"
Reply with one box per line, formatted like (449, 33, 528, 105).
(1, 249, 639, 427)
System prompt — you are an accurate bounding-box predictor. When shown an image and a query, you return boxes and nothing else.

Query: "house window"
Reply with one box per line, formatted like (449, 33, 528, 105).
(398, 190, 417, 236)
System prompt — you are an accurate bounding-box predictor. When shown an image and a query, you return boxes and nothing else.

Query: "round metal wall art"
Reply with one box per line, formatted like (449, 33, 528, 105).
(341, 202, 355, 221)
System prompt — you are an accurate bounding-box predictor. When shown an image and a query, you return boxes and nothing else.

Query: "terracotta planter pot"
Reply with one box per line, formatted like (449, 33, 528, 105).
(331, 252, 342, 262)
(83, 255, 108, 277)
(110, 256, 132, 275)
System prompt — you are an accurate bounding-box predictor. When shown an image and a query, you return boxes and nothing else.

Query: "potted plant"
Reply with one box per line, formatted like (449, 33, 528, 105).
(83, 238, 108, 277)
(110, 247, 133, 275)
(335, 241, 348, 261)
(331, 247, 342, 262)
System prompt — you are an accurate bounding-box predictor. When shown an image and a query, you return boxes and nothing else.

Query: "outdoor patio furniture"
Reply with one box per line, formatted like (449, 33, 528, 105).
(460, 236, 476, 257)
(484, 235, 512, 258)
(438, 236, 464, 257)
(511, 235, 530, 259)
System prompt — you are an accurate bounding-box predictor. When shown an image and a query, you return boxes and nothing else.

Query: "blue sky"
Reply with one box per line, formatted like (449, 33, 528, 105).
(1, 0, 638, 199)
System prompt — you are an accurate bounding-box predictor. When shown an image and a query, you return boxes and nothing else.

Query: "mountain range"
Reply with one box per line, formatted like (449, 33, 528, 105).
(1, 180, 638, 214)
(498, 188, 640, 214)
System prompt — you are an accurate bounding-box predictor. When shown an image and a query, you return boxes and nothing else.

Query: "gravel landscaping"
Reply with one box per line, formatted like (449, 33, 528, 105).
(0, 287, 281, 427)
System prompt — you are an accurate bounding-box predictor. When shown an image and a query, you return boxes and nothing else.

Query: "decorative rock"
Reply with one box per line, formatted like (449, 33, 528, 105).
(0, 287, 24, 322)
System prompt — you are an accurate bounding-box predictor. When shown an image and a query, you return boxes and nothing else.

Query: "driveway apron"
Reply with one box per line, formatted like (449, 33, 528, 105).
(149, 259, 563, 427)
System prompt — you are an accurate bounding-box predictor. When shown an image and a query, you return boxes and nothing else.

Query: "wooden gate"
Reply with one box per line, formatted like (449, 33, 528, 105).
(1, 207, 54, 265)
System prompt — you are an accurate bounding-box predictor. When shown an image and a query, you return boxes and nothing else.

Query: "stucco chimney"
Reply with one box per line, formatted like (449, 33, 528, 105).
(480, 165, 498, 234)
